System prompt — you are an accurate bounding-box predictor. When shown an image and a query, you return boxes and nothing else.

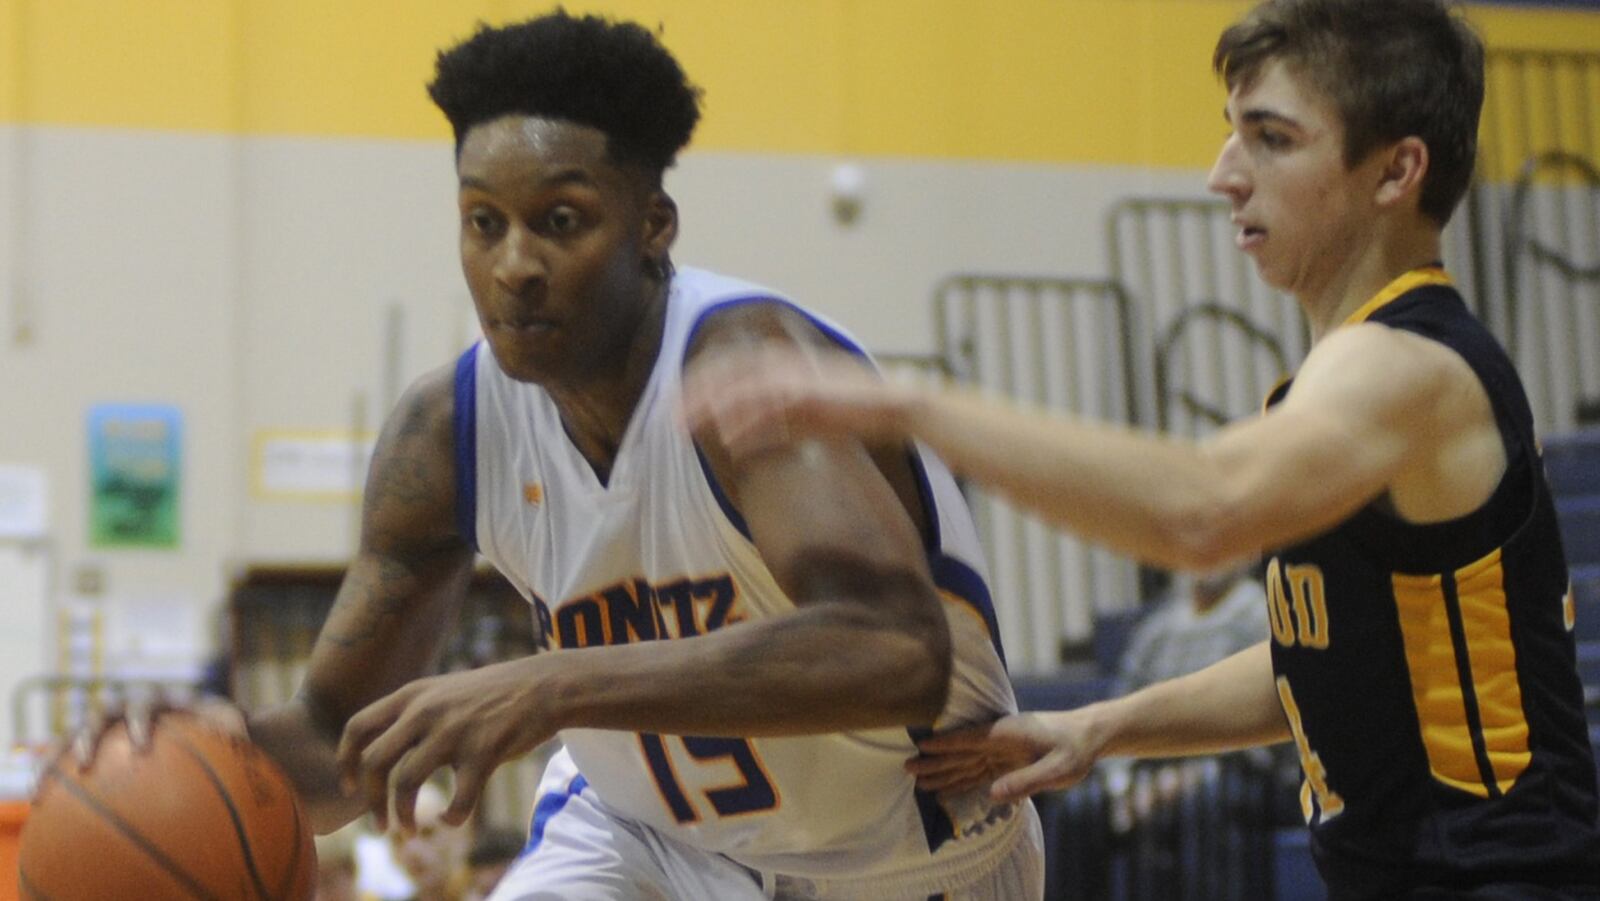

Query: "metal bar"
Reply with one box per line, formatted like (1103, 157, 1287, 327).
(929, 274, 1140, 668)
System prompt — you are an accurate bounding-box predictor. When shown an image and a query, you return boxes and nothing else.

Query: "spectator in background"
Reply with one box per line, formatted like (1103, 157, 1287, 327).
(1114, 563, 1265, 696)
(462, 827, 524, 901)
(391, 782, 472, 901)
(1101, 562, 1298, 830)
(314, 822, 377, 901)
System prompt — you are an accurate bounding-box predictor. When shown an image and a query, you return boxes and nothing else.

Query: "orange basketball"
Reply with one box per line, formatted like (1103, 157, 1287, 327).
(17, 711, 316, 900)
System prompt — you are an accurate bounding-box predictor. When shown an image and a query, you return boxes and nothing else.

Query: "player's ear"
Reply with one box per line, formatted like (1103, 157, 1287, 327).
(643, 190, 678, 265)
(1374, 136, 1429, 211)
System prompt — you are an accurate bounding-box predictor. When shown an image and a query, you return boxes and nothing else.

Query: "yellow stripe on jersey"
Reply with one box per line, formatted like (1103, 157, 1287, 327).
(1392, 549, 1530, 798)
(1341, 268, 1453, 328)
(1454, 550, 1532, 791)
(939, 589, 995, 643)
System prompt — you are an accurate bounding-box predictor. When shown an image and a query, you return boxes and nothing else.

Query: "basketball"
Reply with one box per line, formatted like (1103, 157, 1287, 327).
(16, 712, 316, 900)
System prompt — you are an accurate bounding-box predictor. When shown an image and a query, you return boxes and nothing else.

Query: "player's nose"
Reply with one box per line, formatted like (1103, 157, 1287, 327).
(1206, 136, 1249, 202)
(493, 224, 547, 296)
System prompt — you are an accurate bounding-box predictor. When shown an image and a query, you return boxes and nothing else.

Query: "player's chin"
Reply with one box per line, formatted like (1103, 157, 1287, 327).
(486, 340, 563, 385)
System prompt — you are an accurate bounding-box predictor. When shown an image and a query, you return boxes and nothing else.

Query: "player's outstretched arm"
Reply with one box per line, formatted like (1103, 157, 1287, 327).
(249, 362, 475, 833)
(688, 324, 1475, 570)
(912, 641, 1288, 803)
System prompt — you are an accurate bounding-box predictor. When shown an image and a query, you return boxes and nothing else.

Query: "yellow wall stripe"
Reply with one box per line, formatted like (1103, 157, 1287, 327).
(1392, 549, 1530, 799)
(2, 1, 1597, 171)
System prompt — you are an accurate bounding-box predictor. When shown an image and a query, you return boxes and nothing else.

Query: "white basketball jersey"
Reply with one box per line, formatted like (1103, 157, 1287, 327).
(455, 266, 1022, 880)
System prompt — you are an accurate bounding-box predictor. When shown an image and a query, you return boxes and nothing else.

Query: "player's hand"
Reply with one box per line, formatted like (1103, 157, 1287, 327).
(336, 657, 555, 833)
(681, 344, 918, 460)
(69, 695, 248, 770)
(908, 711, 1096, 804)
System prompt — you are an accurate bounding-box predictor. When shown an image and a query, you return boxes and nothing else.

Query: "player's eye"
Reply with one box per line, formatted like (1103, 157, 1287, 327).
(464, 207, 505, 239)
(1259, 130, 1290, 150)
(545, 206, 583, 236)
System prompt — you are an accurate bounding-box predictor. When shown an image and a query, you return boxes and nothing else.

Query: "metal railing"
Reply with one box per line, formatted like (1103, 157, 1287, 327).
(1473, 48, 1600, 431)
(933, 275, 1142, 671)
(1107, 197, 1306, 436)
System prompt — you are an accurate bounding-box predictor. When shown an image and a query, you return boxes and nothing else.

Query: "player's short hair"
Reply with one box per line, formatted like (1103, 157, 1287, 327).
(1213, 0, 1484, 226)
(428, 11, 703, 180)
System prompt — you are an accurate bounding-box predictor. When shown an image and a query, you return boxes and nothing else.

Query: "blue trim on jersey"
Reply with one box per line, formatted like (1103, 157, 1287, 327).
(683, 295, 872, 540)
(685, 294, 1006, 668)
(685, 296, 872, 364)
(930, 553, 1008, 671)
(519, 774, 588, 860)
(453, 344, 480, 552)
(907, 443, 1007, 664)
(695, 445, 752, 541)
(908, 725, 958, 853)
(904, 442, 945, 553)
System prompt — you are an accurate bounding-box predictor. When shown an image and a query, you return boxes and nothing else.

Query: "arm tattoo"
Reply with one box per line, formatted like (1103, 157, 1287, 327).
(318, 556, 417, 650)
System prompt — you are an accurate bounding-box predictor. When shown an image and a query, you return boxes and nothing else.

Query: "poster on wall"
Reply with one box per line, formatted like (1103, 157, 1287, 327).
(251, 430, 376, 501)
(87, 403, 182, 548)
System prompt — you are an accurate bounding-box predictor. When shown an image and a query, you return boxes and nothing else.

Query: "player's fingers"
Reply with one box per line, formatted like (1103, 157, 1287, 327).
(686, 386, 788, 460)
(680, 354, 746, 422)
(683, 351, 774, 424)
(903, 750, 983, 777)
(189, 697, 249, 738)
(338, 709, 410, 830)
(336, 698, 403, 791)
(915, 723, 997, 753)
(361, 759, 392, 834)
(388, 739, 455, 833)
(355, 730, 417, 833)
(913, 761, 991, 793)
(71, 724, 97, 769)
(990, 753, 1077, 804)
(72, 704, 121, 769)
(912, 753, 993, 787)
(125, 698, 157, 751)
(389, 782, 417, 835)
(443, 764, 489, 828)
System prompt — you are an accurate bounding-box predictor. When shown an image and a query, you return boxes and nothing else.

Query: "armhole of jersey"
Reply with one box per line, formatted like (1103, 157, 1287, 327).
(694, 446, 751, 541)
(1361, 293, 1537, 554)
(1402, 295, 1539, 533)
(682, 296, 871, 541)
(453, 344, 480, 553)
(903, 423, 1010, 668)
(929, 552, 1008, 671)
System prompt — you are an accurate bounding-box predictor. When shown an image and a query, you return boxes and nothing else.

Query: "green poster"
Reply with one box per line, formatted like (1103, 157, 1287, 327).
(88, 404, 182, 548)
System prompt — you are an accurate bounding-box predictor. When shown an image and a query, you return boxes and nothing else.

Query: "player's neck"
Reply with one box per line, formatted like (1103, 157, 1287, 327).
(546, 284, 670, 477)
(1301, 221, 1442, 343)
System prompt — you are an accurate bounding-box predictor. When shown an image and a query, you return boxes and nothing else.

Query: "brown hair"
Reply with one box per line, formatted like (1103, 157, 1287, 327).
(1214, 0, 1484, 226)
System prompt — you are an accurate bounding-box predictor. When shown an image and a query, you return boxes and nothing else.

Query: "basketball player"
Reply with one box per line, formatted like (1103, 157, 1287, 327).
(686, 0, 1600, 896)
(182, 12, 1038, 900)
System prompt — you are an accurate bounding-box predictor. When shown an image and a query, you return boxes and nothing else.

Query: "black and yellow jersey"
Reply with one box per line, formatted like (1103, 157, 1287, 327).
(1263, 268, 1600, 899)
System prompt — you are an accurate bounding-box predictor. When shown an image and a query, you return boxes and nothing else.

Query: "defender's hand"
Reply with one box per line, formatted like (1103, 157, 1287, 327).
(909, 711, 1095, 804)
(682, 345, 917, 460)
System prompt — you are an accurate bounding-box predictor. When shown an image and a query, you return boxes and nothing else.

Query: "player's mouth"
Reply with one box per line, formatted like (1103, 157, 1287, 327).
(1235, 224, 1266, 251)
(492, 315, 560, 336)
